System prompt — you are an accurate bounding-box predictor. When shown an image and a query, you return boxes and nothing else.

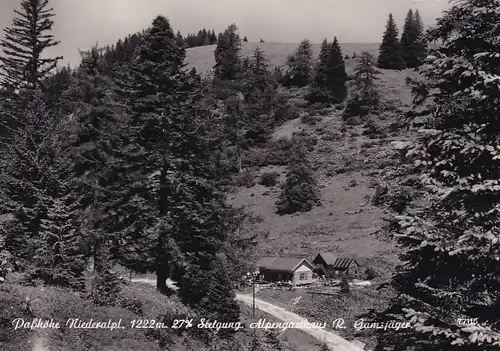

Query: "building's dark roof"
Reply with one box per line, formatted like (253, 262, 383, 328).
(333, 258, 359, 269)
(314, 253, 359, 269)
(256, 257, 277, 268)
(314, 252, 337, 265)
(256, 257, 314, 272)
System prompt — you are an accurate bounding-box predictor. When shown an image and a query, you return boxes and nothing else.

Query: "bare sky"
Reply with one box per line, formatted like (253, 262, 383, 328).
(0, 0, 451, 67)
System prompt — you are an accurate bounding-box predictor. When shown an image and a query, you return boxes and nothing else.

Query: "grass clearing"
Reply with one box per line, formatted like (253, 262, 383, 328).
(0, 280, 204, 351)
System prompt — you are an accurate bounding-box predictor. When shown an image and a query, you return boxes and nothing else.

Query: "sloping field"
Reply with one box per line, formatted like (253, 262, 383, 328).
(185, 42, 418, 275)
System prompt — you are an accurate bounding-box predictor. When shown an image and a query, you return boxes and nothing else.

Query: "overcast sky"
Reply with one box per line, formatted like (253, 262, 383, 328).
(0, 0, 450, 67)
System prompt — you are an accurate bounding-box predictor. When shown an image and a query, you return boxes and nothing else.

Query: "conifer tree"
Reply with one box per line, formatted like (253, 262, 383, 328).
(65, 46, 124, 302)
(344, 51, 381, 118)
(276, 137, 320, 214)
(243, 36, 248, 42)
(413, 9, 428, 66)
(203, 34, 211, 46)
(273, 66, 284, 83)
(414, 10, 424, 34)
(196, 30, 203, 46)
(176, 30, 185, 49)
(113, 15, 189, 293)
(315, 39, 330, 78)
(182, 256, 240, 337)
(400, 9, 415, 67)
(285, 39, 314, 87)
(0, 0, 62, 143)
(30, 169, 87, 292)
(307, 37, 347, 104)
(214, 24, 242, 80)
(115, 16, 241, 316)
(211, 30, 218, 44)
(244, 47, 273, 100)
(0, 90, 86, 280)
(377, 14, 405, 69)
(241, 56, 250, 72)
(307, 39, 330, 103)
(0, 0, 62, 92)
(375, 1, 500, 350)
(242, 47, 278, 141)
(260, 38, 264, 43)
(400, 9, 422, 68)
(326, 37, 347, 102)
(43, 65, 73, 114)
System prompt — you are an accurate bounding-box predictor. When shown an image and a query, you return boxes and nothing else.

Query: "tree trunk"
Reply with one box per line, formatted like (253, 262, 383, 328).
(156, 162, 174, 296)
(156, 267, 170, 295)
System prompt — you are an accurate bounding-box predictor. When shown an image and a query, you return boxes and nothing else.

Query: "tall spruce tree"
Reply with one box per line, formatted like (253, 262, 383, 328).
(114, 17, 241, 322)
(307, 39, 330, 103)
(242, 47, 278, 143)
(285, 39, 314, 87)
(0, 90, 87, 283)
(377, 14, 405, 69)
(374, 1, 500, 350)
(113, 15, 187, 294)
(30, 157, 87, 292)
(65, 46, 123, 303)
(243, 47, 273, 101)
(307, 37, 347, 104)
(413, 9, 428, 67)
(326, 37, 347, 102)
(344, 51, 381, 118)
(276, 137, 320, 214)
(414, 9, 424, 35)
(214, 24, 242, 80)
(0, 0, 62, 143)
(400, 9, 418, 68)
(0, 0, 62, 92)
(183, 256, 240, 337)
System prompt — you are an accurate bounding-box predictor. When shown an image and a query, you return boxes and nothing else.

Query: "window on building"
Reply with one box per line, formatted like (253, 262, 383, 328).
(299, 273, 307, 280)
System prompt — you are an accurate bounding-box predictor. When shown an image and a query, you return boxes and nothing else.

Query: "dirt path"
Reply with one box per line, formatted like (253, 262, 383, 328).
(236, 294, 363, 351)
(131, 278, 363, 351)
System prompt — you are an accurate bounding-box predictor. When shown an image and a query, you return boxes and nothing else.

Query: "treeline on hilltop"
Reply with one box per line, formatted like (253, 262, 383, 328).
(184, 28, 218, 47)
(377, 9, 427, 70)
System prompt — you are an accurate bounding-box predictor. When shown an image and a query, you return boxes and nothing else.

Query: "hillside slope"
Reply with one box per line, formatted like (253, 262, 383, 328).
(185, 42, 418, 274)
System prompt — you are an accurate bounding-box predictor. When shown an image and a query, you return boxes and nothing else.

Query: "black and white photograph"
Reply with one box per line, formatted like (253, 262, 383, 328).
(0, 0, 499, 350)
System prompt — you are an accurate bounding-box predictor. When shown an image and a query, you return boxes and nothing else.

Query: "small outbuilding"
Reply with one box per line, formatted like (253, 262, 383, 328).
(256, 257, 315, 285)
(312, 252, 361, 278)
